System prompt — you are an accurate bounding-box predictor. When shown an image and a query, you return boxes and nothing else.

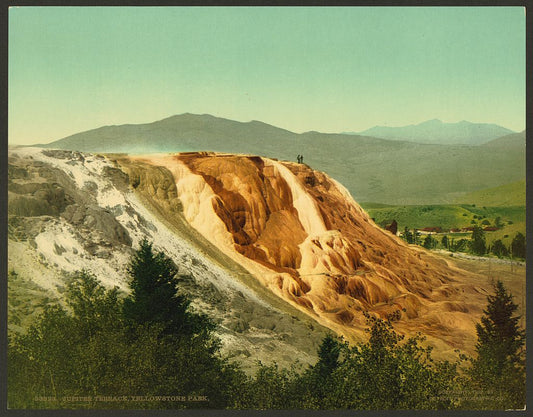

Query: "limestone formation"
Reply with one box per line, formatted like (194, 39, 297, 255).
(7, 148, 499, 363)
(119, 152, 490, 358)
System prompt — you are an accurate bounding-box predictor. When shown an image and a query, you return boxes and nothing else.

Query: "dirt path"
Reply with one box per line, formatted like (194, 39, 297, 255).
(434, 249, 525, 266)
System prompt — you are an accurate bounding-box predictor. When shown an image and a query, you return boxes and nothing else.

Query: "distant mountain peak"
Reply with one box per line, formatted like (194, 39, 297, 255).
(354, 119, 514, 145)
(247, 119, 270, 126)
(34, 114, 524, 207)
(160, 112, 218, 121)
(419, 118, 443, 125)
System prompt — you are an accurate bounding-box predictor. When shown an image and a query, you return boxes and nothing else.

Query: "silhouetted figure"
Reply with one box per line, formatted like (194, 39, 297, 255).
(297, 154, 301, 163)
(300, 154, 304, 164)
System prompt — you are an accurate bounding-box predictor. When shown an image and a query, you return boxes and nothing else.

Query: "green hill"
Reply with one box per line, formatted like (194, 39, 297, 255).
(481, 131, 526, 150)
(363, 204, 474, 230)
(38, 114, 526, 205)
(363, 202, 525, 252)
(454, 180, 525, 207)
(485, 221, 526, 247)
(362, 203, 525, 232)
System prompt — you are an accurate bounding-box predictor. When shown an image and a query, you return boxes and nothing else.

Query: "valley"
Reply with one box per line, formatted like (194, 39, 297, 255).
(363, 202, 525, 248)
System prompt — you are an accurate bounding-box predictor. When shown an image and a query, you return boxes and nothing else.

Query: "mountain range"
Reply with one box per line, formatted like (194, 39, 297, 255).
(348, 119, 515, 145)
(37, 113, 526, 205)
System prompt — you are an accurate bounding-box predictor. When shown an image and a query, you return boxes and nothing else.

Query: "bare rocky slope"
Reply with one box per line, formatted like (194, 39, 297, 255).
(8, 147, 331, 373)
(8, 147, 494, 369)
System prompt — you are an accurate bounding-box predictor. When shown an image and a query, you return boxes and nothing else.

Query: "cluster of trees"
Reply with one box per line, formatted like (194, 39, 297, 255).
(464, 229, 526, 259)
(402, 226, 526, 260)
(8, 240, 525, 410)
(8, 240, 243, 409)
(402, 227, 420, 245)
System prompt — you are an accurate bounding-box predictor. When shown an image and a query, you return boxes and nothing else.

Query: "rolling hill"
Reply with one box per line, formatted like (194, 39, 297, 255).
(479, 131, 526, 150)
(362, 203, 525, 234)
(453, 179, 525, 207)
(38, 114, 526, 205)
(352, 119, 515, 145)
(39, 114, 296, 155)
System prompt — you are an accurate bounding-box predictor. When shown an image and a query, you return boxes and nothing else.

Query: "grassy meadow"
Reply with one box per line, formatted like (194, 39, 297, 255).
(362, 202, 525, 249)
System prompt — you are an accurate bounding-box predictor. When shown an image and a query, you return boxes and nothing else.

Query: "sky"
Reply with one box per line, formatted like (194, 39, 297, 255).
(9, 6, 526, 145)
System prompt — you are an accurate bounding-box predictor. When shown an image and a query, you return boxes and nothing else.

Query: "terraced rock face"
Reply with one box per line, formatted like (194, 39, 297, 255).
(8, 147, 492, 364)
(118, 152, 490, 358)
(8, 148, 331, 373)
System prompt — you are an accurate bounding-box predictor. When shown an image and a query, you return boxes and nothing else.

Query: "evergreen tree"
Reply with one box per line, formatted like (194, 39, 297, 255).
(122, 240, 239, 408)
(303, 334, 342, 406)
(9, 267, 242, 409)
(450, 238, 468, 253)
(469, 225, 486, 256)
(315, 334, 341, 377)
(66, 270, 121, 338)
(403, 227, 414, 244)
(468, 281, 525, 409)
(510, 232, 525, 259)
(413, 229, 421, 245)
(423, 234, 434, 249)
(236, 363, 294, 409)
(123, 239, 212, 336)
(8, 272, 127, 408)
(441, 235, 449, 249)
(490, 240, 508, 258)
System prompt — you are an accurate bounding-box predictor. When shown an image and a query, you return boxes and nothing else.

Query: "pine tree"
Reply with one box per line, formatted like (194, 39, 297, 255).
(423, 234, 434, 249)
(123, 239, 212, 336)
(315, 334, 341, 377)
(8, 272, 127, 407)
(469, 280, 525, 409)
(470, 225, 486, 255)
(490, 239, 508, 258)
(413, 228, 421, 245)
(511, 232, 526, 259)
(494, 216, 502, 228)
(402, 227, 413, 244)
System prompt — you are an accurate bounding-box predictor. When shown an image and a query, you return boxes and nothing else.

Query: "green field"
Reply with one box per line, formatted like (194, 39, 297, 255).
(361, 203, 525, 248)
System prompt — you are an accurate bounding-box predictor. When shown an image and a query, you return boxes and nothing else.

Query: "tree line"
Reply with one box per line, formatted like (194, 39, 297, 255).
(8, 240, 525, 410)
(402, 226, 525, 259)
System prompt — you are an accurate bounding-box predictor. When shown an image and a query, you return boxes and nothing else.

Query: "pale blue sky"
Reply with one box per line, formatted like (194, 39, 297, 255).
(9, 6, 526, 145)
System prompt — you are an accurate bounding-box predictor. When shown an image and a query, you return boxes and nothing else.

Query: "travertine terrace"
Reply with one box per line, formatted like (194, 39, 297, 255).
(117, 152, 491, 358)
